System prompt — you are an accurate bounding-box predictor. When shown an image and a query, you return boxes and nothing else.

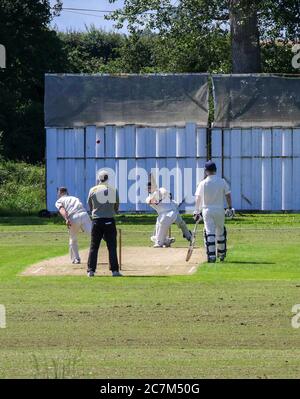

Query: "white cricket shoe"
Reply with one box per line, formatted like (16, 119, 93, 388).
(87, 271, 95, 277)
(72, 258, 81, 264)
(153, 244, 163, 248)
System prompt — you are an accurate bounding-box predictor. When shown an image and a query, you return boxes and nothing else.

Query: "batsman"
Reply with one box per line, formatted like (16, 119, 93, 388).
(193, 161, 234, 263)
(146, 175, 192, 248)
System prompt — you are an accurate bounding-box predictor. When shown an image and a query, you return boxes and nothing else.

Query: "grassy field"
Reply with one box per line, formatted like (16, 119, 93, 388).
(0, 214, 300, 378)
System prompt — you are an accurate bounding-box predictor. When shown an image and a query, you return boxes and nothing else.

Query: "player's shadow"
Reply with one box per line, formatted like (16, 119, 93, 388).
(95, 275, 170, 278)
(228, 261, 275, 265)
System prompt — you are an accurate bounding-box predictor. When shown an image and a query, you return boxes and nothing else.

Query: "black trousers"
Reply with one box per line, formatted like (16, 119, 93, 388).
(87, 218, 119, 273)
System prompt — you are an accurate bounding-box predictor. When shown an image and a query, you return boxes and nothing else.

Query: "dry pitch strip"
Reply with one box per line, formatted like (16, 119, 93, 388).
(22, 247, 204, 277)
(22, 246, 205, 277)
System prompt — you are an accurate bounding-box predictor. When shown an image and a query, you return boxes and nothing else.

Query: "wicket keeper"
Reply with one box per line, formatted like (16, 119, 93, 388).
(193, 161, 233, 263)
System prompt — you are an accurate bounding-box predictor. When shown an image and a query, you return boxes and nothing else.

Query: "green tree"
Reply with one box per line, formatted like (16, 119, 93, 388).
(58, 27, 125, 73)
(108, 0, 300, 73)
(261, 40, 297, 74)
(0, 0, 67, 162)
(118, 32, 160, 73)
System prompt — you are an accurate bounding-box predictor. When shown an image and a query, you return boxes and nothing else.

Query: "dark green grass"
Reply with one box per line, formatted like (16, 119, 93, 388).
(0, 215, 300, 378)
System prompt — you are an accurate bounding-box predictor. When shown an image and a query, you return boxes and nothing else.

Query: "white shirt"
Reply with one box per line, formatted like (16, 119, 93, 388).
(195, 175, 231, 210)
(55, 195, 87, 217)
(146, 188, 178, 215)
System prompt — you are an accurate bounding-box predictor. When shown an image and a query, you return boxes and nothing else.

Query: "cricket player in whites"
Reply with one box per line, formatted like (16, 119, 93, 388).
(146, 180, 192, 248)
(55, 187, 92, 264)
(193, 161, 234, 263)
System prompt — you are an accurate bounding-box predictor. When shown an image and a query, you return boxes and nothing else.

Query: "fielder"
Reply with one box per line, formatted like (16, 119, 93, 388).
(193, 161, 233, 263)
(146, 182, 192, 248)
(55, 187, 92, 264)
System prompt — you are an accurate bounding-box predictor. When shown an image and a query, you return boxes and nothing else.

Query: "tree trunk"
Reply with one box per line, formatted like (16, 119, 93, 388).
(230, 0, 261, 73)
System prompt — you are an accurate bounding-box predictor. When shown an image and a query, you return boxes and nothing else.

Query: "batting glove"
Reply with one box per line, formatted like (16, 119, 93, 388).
(225, 208, 235, 219)
(193, 211, 203, 222)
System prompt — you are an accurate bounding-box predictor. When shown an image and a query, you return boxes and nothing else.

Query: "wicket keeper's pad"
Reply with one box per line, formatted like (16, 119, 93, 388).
(45, 74, 209, 128)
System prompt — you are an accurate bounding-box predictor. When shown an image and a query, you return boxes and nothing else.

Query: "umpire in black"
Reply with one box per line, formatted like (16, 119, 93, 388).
(87, 170, 122, 277)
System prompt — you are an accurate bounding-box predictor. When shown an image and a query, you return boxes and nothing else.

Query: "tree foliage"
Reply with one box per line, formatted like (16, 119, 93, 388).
(0, 0, 298, 162)
(0, 0, 67, 162)
(108, 0, 299, 40)
(58, 27, 125, 73)
(108, 0, 300, 72)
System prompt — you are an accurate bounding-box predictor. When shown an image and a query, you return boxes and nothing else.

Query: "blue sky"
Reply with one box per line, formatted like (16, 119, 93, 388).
(49, 0, 127, 32)
(50, 0, 179, 33)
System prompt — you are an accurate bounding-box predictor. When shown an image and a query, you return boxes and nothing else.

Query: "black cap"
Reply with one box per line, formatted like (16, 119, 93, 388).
(204, 160, 217, 172)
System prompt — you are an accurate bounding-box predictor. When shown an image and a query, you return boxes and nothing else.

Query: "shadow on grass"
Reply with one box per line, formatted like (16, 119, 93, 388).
(0, 211, 199, 226)
(93, 275, 169, 278)
(0, 215, 63, 226)
(227, 261, 276, 265)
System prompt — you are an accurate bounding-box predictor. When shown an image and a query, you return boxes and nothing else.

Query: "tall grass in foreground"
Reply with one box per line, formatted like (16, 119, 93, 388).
(31, 350, 83, 379)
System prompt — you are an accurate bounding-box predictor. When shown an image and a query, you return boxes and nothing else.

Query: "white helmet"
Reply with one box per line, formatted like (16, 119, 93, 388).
(97, 169, 109, 183)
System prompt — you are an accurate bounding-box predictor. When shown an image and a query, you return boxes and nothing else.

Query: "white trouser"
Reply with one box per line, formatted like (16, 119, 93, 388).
(154, 210, 178, 246)
(69, 212, 92, 261)
(175, 214, 192, 240)
(202, 208, 226, 258)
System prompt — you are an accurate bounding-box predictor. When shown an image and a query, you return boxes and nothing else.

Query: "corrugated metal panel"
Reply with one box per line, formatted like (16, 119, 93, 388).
(105, 125, 116, 157)
(46, 128, 58, 210)
(282, 129, 293, 210)
(46, 128, 86, 210)
(46, 124, 207, 212)
(292, 128, 300, 209)
(196, 128, 207, 158)
(211, 128, 300, 210)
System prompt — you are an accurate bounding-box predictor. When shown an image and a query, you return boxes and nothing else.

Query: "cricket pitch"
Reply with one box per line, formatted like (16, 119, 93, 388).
(21, 246, 205, 277)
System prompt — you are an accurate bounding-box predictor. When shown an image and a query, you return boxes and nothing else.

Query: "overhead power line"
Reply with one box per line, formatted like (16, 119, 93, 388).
(62, 10, 107, 18)
(51, 5, 179, 16)
(59, 8, 115, 13)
